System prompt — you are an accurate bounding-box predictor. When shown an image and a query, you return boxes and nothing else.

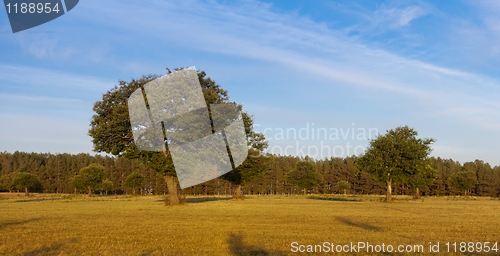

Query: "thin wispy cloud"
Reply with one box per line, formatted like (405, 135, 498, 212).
(17, 34, 76, 59)
(0, 63, 115, 95)
(373, 5, 430, 29)
(76, 0, 500, 130)
(0, 93, 91, 112)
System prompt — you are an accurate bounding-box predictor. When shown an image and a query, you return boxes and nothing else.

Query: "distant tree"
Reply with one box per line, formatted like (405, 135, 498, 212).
(70, 175, 85, 194)
(79, 163, 105, 196)
(102, 180, 114, 195)
(336, 180, 351, 195)
(0, 175, 12, 192)
(358, 126, 435, 202)
(448, 171, 478, 196)
(285, 160, 323, 195)
(125, 172, 144, 196)
(12, 172, 39, 196)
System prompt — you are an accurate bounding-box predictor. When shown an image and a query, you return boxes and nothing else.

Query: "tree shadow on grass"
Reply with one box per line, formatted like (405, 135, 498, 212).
(308, 196, 362, 202)
(14, 199, 60, 203)
(16, 243, 63, 256)
(139, 249, 158, 255)
(15, 239, 76, 256)
(155, 197, 235, 204)
(0, 218, 43, 230)
(186, 197, 235, 203)
(227, 232, 286, 256)
(335, 217, 383, 231)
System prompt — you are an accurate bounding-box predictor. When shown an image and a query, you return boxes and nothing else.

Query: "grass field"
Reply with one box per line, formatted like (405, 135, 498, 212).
(0, 193, 499, 255)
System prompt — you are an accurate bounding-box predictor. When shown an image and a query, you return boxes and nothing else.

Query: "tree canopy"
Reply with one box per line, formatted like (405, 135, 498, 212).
(336, 180, 351, 195)
(102, 180, 114, 195)
(88, 68, 268, 205)
(79, 163, 105, 196)
(12, 172, 39, 196)
(125, 172, 145, 195)
(0, 174, 12, 192)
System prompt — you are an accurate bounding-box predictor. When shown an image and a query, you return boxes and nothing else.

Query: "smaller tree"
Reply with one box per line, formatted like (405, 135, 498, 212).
(409, 162, 436, 199)
(70, 175, 85, 194)
(79, 163, 105, 196)
(125, 172, 144, 196)
(448, 171, 478, 196)
(336, 180, 351, 195)
(222, 150, 273, 199)
(0, 175, 13, 192)
(357, 126, 435, 202)
(102, 180, 114, 195)
(285, 160, 323, 195)
(12, 172, 39, 196)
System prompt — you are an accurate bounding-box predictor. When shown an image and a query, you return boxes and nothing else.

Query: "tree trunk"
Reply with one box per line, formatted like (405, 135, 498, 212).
(386, 180, 392, 202)
(74, 187, 77, 194)
(343, 189, 346, 195)
(464, 189, 467, 197)
(164, 174, 179, 205)
(88, 186, 92, 197)
(235, 184, 243, 199)
(133, 189, 136, 196)
(303, 188, 306, 195)
(414, 187, 420, 199)
(24, 187, 28, 196)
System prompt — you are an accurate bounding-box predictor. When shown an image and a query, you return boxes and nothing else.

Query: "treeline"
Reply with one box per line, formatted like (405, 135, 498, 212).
(1, 151, 499, 197)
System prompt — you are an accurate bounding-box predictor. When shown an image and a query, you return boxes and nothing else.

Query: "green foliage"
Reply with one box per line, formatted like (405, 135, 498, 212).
(12, 172, 39, 195)
(88, 73, 176, 175)
(1, 150, 500, 198)
(448, 171, 478, 196)
(285, 161, 323, 191)
(222, 150, 273, 186)
(124, 172, 144, 195)
(70, 175, 86, 193)
(90, 70, 234, 172)
(88, 68, 267, 178)
(102, 180, 114, 195)
(409, 161, 436, 193)
(358, 125, 435, 184)
(0, 174, 12, 191)
(79, 163, 105, 196)
(336, 180, 351, 191)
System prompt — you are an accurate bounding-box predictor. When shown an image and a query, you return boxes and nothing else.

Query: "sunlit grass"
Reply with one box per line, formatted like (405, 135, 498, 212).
(0, 193, 499, 255)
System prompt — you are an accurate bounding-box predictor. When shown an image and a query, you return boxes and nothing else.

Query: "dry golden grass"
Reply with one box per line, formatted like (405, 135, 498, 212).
(0, 193, 499, 255)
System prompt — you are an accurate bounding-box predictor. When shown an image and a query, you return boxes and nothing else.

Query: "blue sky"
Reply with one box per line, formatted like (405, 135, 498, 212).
(1, 0, 500, 165)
